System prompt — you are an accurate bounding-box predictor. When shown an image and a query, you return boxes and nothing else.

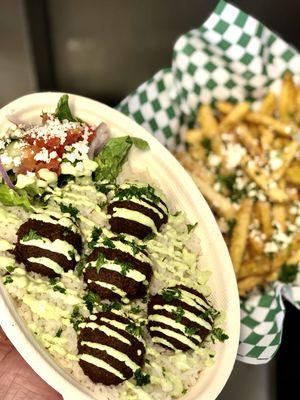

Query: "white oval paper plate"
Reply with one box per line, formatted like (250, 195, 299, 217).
(0, 93, 240, 400)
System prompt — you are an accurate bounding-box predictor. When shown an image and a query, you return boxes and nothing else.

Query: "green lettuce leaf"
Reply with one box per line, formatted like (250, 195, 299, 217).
(93, 136, 149, 182)
(0, 183, 32, 211)
(55, 94, 82, 122)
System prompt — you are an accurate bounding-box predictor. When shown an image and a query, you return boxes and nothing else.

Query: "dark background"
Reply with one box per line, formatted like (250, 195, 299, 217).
(0, 1, 299, 398)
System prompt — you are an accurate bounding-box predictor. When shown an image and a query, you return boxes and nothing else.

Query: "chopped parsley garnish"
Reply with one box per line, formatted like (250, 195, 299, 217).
(187, 222, 198, 234)
(98, 201, 107, 209)
(53, 285, 66, 294)
(3, 276, 13, 285)
(116, 185, 161, 205)
(75, 256, 86, 277)
(172, 306, 185, 323)
(88, 227, 102, 249)
(130, 305, 142, 314)
(101, 302, 122, 312)
(22, 229, 42, 242)
(184, 326, 198, 336)
(182, 388, 188, 395)
(126, 321, 145, 337)
(216, 173, 236, 192)
(68, 250, 75, 259)
(57, 174, 74, 188)
(200, 308, 220, 321)
(118, 235, 146, 254)
(279, 263, 299, 283)
(55, 328, 63, 337)
(201, 137, 212, 157)
(119, 261, 133, 276)
(83, 291, 101, 313)
(162, 288, 182, 303)
(227, 218, 236, 236)
(95, 183, 112, 194)
(70, 306, 84, 331)
(142, 294, 149, 304)
(5, 266, 14, 273)
(216, 173, 246, 203)
(49, 278, 66, 293)
(134, 368, 151, 386)
(143, 232, 156, 241)
(172, 211, 181, 217)
(95, 253, 106, 273)
(211, 327, 229, 343)
(60, 203, 79, 219)
(102, 237, 116, 249)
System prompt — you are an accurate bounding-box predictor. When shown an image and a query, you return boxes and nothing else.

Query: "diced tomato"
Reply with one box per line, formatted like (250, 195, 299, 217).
(65, 127, 83, 145)
(19, 120, 95, 175)
(35, 158, 60, 174)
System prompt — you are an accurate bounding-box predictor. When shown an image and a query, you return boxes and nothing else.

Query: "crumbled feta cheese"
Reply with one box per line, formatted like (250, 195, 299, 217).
(34, 148, 50, 162)
(208, 154, 221, 168)
(224, 143, 246, 169)
(265, 242, 278, 253)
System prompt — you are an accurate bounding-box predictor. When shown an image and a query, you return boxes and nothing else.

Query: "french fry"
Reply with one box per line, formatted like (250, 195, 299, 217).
(287, 249, 300, 265)
(236, 124, 260, 157)
(220, 102, 250, 131)
(185, 128, 203, 144)
(246, 112, 295, 136)
(197, 105, 222, 155)
(271, 248, 289, 271)
(259, 127, 274, 151)
(248, 236, 264, 255)
(255, 201, 273, 237)
(216, 101, 233, 114)
(272, 141, 298, 181)
(285, 163, 300, 186)
(229, 198, 253, 274)
(238, 258, 270, 280)
(295, 85, 300, 124)
(189, 145, 206, 161)
(242, 155, 288, 202)
(260, 92, 276, 116)
(272, 204, 286, 231)
(175, 151, 215, 184)
(265, 271, 279, 283)
(238, 276, 265, 296)
(279, 72, 296, 122)
(191, 174, 236, 219)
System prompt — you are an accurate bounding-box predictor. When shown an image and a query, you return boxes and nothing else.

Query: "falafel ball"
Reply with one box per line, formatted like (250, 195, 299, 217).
(147, 285, 214, 351)
(78, 311, 146, 385)
(15, 212, 82, 278)
(84, 235, 152, 301)
(107, 183, 168, 240)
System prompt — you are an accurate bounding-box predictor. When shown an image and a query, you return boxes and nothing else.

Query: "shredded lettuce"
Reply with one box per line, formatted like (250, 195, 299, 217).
(93, 136, 149, 182)
(0, 183, 32, 211)
(54, 94, 82, 123)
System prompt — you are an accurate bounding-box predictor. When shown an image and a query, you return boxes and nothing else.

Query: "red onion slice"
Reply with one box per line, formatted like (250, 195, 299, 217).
(88, 122, 110, 158)
(0, 159, 15, 189)
(6, 115, 30, 130)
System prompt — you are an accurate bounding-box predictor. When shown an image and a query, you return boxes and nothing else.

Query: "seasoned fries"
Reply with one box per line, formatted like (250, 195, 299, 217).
(178, 72, 300, 296)
(230, 198, 253, 274)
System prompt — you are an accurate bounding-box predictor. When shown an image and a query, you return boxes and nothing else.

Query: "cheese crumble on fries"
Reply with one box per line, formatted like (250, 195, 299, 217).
(176, 72, 300, 296)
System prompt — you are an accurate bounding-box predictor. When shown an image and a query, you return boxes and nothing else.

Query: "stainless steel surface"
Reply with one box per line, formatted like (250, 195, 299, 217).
(0, 0, 37, 106)
(47, 0, 213, 101)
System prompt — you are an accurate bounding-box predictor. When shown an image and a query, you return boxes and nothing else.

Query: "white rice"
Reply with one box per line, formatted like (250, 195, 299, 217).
(0, 168, 217, 400)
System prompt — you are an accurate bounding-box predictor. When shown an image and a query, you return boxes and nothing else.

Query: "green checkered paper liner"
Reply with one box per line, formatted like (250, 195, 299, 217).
(118, 0, 300, 364)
